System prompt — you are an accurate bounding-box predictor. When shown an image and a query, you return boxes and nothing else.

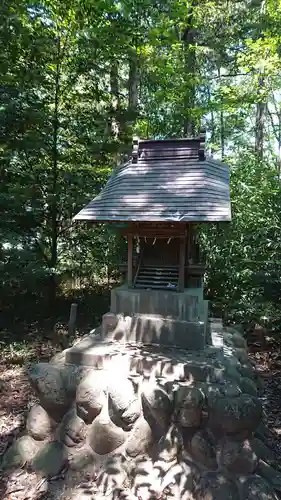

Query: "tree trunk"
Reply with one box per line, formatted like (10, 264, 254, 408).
(255, 76, 265, 161)
(220, 108, 225, 159)
(128, 50, 138, 117)
(207, 86, 215, 156)
(110, 61, 120, 140)
(182, 1, 197, 136)
(267, 102, 281, 177)
(216, 66, 225, 159)
(49, 36, 61, 306)
(122, 49, 139, 157)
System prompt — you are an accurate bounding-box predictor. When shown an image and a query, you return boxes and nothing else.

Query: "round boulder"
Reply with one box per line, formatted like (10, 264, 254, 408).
(239, 377, 258, 397)
(234, 348, 249, 365)
(88, 407, 127, 455)
(68, 444, 95, 471)
(26, 404, 54, 441)
(217, 438, 258, 474)
(202, 383, 241, 408)
(141, 382, 173, 428)
(28, 363, 71, 421)
(32, 441, 68, 477)
(59, 406, 87, 447)
(125, 416, 154, 458)
(223, 332, 247, 349)
(175, 386, 204, 428)
(238, 363, 255, 380)
(119, 398, 141, 431)
(76, 370, 107, 424)
(194, 471, 240, 500)
(108, 376, 140, 430)
(209, 394, 262, 437)
(190, 429, 217, 470)
(178, 405, 202, 428)
(1, 435, 42, 470)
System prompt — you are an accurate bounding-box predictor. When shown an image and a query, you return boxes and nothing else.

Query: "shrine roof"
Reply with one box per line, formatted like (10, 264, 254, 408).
(74, 134, 231, 223)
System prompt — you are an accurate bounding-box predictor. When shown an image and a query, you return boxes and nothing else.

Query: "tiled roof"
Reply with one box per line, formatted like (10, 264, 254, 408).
(73, 137, 231, 223)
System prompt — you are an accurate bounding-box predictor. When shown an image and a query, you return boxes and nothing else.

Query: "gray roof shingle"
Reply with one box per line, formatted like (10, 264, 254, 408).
(74, 138, 231, 223)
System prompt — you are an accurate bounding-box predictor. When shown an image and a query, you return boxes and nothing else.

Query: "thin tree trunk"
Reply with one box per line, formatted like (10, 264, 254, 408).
(255, 101, 265, 160)
(255, 75, 265, 161)
(128, 51, 138, 114)
(110, 61, 120, 140)
(123, 49, 139, 155)
(220, 108, 225, 159)
(207, 86, 215, 156)
(49, 36, 61, 305)
(217, 66, 225, 159)
(267, 97, 281, 177)
(273, 109, 281, 178)
(182, 0, 197, 136)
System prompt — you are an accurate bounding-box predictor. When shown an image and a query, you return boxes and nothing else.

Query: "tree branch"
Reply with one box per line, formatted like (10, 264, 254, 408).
(267, 106, 279, 142)
(57, 222, 74, 237)
(207, 72, 251, 81)
(22, 150, 48, 198)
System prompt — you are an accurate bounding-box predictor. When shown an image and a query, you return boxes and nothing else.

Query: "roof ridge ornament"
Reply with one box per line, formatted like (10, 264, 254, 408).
(198, 128, 206, 161)
(132, 136, 139, 163)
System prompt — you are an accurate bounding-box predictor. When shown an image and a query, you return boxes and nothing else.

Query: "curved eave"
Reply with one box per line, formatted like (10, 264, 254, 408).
(73, 213, 232, 223)
(73, 156, 232, 223)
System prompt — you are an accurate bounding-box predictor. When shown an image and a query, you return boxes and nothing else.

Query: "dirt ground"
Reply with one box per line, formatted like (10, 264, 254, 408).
(1, 341, 281, 500)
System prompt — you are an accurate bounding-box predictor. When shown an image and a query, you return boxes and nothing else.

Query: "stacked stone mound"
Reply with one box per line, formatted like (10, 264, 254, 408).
(2, 324, 281, 500)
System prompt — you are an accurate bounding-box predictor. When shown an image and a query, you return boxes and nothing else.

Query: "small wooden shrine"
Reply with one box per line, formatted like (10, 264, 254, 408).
(118, 222, 203, 292)
(74, 131, 231, 294)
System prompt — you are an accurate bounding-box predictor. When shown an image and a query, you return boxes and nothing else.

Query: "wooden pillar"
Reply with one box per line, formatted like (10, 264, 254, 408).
(127, 234, 133, 287)
(188, 224, 197, 263)
(179, 236, 186, 292)
(186, 224, 191, 263)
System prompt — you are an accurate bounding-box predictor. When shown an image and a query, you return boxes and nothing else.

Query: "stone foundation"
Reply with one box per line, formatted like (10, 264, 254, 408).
(111, 285, 206, 322)
(2, 319, 280, 500)
(99, 312, 206, 350)
(109, 285, 209, 350)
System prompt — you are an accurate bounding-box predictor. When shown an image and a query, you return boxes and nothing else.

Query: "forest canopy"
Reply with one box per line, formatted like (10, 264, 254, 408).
(1, 0, 281, 329)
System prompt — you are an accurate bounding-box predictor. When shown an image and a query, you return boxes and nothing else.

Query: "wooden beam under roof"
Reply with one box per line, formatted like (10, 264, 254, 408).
(120, 221, 188, 237)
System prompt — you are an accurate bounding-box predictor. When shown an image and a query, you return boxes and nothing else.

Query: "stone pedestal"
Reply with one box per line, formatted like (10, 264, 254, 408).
(2, 322, 280, 500)
(109, 285, 209, 350)
(100, 312, 206, 350)
(111, 285, 205, 322)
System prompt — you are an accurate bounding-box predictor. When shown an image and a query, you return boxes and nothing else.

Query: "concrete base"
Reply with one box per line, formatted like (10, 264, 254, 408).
(111, 285, 205, 322)
(109, 286, 208, 350)
(101, 312, 205, 350)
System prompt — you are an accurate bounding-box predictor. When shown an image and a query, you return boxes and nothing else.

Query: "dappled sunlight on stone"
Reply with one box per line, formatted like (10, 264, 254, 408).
(2, 321, 280, 499)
